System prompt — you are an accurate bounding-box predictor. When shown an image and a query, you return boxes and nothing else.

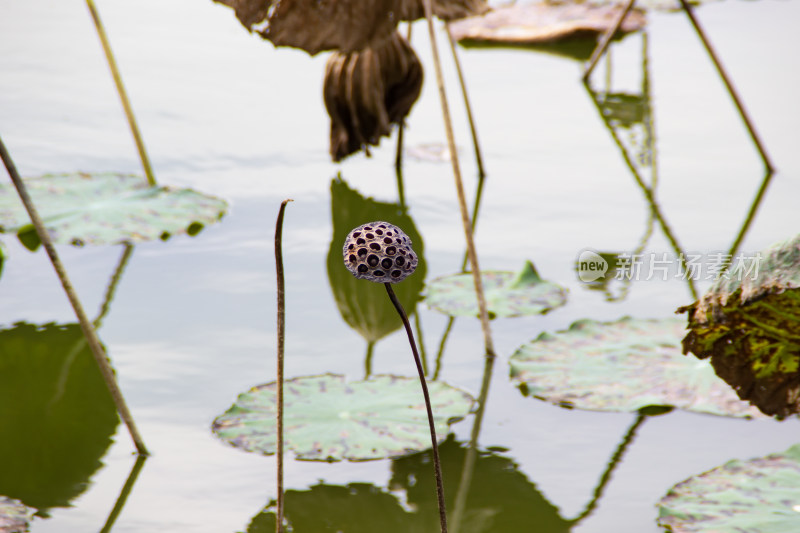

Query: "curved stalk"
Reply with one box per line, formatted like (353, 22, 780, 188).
(385, 283, 447, 533)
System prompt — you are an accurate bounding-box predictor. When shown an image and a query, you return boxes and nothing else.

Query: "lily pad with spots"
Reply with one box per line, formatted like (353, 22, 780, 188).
(212, 374, 474, 461)
(0, 172, 227, 250)
(657, 443, 800, 532)
(0, 497, 31, 533)
(509, 317, 763, 417)
(425, 261, 567, 318)
(679, 234, 800, 418)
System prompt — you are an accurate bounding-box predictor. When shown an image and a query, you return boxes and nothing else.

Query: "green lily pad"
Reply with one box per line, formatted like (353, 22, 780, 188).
(212, 374, 474, 461)
(0, 497, 31, 533)
(424, 261, 567, 318)
(0, 322, 119, 514)
(509, 317, 763, 417)
(0, 172, 227, 249)
(657, 444, 800, 532)
(327, 177, 426, 343)
(679, 234, 800, 418)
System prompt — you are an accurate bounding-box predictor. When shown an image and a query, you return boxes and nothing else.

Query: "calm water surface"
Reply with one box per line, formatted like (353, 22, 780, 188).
(1, 0, 799, 531)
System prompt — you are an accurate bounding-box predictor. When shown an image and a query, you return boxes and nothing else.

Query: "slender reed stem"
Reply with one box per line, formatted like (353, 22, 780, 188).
(420, 0, 496, 359)
(0, 135, 148, 455)
(445, 22, 485, 179)
(385, 283, 447, 533)
(274, 199, 292, 533)
(365, 340, 376, 379)
(85, 0, 157, 186)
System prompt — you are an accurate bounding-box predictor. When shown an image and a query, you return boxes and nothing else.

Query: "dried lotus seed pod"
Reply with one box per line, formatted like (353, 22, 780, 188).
(343, 221, 418, 283)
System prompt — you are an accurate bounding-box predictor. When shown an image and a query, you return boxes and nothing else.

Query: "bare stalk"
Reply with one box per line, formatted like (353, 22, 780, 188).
(85, 0, 157, 186)
(274, 199, 292, 533)
(420, 0, 496, 359)
(0, 135, 148, 455)
(385, 283, 447, 533)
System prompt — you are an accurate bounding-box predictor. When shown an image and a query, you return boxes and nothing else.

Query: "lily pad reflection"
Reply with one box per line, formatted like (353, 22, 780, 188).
(327, 177, 426, 343)
(0, 323, 119, 514)
(243, 436, 570, 532)
(509, 317, 763, 417)
(212, 374, 474, 461)
(425, 261, 567, 318)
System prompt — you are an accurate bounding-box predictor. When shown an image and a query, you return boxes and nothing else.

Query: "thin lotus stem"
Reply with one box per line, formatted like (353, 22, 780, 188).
(445, 22, 485, 179)
(274, 199, 292, 533)
(365, 340, 376, 379)
(413, 308, 429, 376)
(385, 283, 447, 533)
(433, 316, 455, 381)
(421, 0, 496, 360)
(99, 454, 147, 533)
(582, 0, 637, 82)
(85, 0, 157, 187)
(394, 22, 415, 177)
(0, 134, 148, 455)
(677, 0, 774, 173)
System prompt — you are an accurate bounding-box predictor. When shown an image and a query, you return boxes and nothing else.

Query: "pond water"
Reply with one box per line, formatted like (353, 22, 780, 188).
(1, 0, 799, 531)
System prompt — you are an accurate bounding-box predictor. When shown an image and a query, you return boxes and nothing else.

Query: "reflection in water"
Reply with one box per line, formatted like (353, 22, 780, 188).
(0, 322, 119, 516)
(583, 33, 698, 300)
(0, 243, 146, 525)
(326, 176, 427, 376)
(244, 436, 570, 533)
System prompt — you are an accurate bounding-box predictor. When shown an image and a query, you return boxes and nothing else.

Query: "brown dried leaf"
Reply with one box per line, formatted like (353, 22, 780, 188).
(449, 2, 646, 46)
(324, 32, 422, 162)
(213, 0, 490, 54)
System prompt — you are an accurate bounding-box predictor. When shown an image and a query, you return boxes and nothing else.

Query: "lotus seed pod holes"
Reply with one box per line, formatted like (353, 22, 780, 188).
(343, 221, 418, 283)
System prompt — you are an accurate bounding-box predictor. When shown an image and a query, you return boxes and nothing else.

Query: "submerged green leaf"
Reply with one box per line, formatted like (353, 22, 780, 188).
(212, 374, 474, 461)
(679, 234, 800, 418)
(0, 497, 31, 533)
(657, 444, 800, 532)
(0, 172, 227, 248)
(509, 317, 763, 417)
(425, 261, 567, 318)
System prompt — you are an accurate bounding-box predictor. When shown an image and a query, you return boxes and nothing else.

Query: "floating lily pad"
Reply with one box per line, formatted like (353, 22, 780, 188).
(0, 172, 227, 249)
(425, 261, 567, 318)
(0, 497, 31, 533)
(449, 3, 646, 47)
(657, 444, 800, 532)
(509, 317, 764, 417)
(212, 374, 474, 461)
(679, 234, 800, 418)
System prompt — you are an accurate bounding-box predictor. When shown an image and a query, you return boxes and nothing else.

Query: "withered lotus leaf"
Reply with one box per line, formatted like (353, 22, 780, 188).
(678, 234, 800, 419)
(324, 32, 422, 162)
(213, 0, 489, 55)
